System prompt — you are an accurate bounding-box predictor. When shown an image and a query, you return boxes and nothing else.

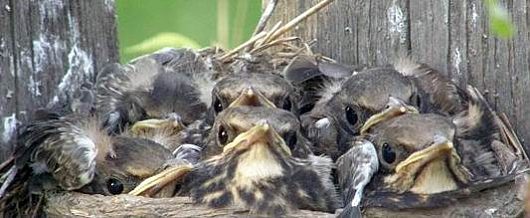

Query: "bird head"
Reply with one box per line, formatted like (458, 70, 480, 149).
(365, 112, 471, 194)
(360, 96, 419, 135)
(210, 73, 298, 118)
(184, 111, 338, 214)
(143, 72, 207, 123)
(78, 137, 175, 197)
(96, 50, 208, 134)
(331, 67, 421, 135)
(204, 106, 311, 158)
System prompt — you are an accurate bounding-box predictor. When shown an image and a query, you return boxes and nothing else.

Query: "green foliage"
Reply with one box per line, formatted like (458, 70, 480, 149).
(485, 0, 515, 38)
(116, 0, 262, 63)
(124, 32, 201, 56)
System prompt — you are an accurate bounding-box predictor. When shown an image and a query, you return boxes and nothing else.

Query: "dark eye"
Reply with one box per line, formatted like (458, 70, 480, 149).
(106, 178, 124, 195)
(282, 131, 297, 150)
(299, 103, 314, 115)
(411, 94, 422, 109)
(213, 97, 223, 114)
(382, 143, 396, 164)
(282, 97, 292, 111)
(218, 125, 229, 145)
(345, 106, 358, 125)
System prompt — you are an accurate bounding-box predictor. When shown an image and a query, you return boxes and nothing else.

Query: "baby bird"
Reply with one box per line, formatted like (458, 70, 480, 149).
(208, 72, 299, 122)
(182, 106, 339, 215)
(96, 48, 209, 134)
(360, 93, 512, 209)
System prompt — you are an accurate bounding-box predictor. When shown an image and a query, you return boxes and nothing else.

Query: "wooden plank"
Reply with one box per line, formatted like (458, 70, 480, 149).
(2, 0, 119, 160)
(11, 0, 35, 124)
(491, 0, 515, 133)
(466, 0, 487, 91)
(45, 192, 336, 217)
(266, 0, 410, 66)
(46, 0, 119, 107)
(409, 0, 450, 75)
(509, 0, 530, 148)
(448, 0, 468, 87)
(0, 0, 17, 162)
(11, 0, 119, 118)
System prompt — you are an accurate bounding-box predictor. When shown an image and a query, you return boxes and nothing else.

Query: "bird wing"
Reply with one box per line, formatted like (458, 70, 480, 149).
(284, 55, 352, 113)
(18, 117, 100, 190)
(336, 139, 379, 216)
(394, 58, 466, 115)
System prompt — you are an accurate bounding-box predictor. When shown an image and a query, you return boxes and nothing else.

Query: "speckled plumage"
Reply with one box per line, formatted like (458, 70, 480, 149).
(359, 89, 508, 208)
(10, 113, 175, 196)
(181, 111, 339, 215)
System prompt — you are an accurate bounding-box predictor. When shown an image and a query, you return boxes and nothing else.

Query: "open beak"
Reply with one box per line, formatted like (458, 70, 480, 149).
(128, 162, 192, 197)
(385, 135, 470, 194)
(222, 121, 292, 156)
(228, 87, 276, 108)
(130, 117, 185, 135)
(360, 97, 418, 135)
(395, 137, 453, 174)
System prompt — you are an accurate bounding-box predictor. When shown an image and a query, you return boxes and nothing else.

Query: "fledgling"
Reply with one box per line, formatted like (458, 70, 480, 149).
(301, 67, 421, 159)
(208, 72, 299, 122)
(96, 48, 211, 134)
(336, 138, 379, 218)
(203, 106, 312, 158)
(283, 55, 354, 114)
(359, 93, 515, 209)
(180, 107, 340, 215)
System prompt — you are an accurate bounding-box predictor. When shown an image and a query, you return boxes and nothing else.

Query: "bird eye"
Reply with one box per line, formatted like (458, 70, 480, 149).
(213, 97, 223, 114)
(345, 106, 358, 126)
(218, 125, 229, 145)
(282, 131, 297, 150)
(382, 143, 396, 164)
(282, 97, 292, 111)
(299, 103, 314, 115)
(411, 94, 422, 109)
(106, 178, 124, 195)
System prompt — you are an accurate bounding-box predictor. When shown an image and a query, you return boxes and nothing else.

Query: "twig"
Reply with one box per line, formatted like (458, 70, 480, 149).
(0, 156, 14, 172)
(499, 113, 528, 161)
(250, 0, 278, 38)
(255, 21, 283, 48)
(219, 32, 267, 61)
(30, 195, 43, 218)
(250, 36, 301, 54)
(221, 0, 334, 62)
(267, 0, 335, 42)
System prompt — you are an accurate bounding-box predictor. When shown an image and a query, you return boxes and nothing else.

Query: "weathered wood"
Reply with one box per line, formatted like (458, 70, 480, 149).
(0, 0, 119, 162)
(44, 192, 336, 217)
(41, 177, 526, 217)
(0, 0, 17, 162)
(363, 179, 525, 217)
(267, 0, 530, 153)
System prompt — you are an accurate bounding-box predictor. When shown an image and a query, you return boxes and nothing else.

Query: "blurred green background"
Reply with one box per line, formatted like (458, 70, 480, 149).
(116, 0, 262, 63)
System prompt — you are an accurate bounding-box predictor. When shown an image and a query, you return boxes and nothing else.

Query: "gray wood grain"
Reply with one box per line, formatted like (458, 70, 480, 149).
(267, 0, 530, 152)
(0, 0, 119, 161)
(0, 0, 17, 162)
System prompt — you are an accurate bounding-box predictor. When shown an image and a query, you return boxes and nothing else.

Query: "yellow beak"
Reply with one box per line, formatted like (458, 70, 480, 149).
(131, 118, 185, 135)
(228, 87, 276, 108)
(222, 121, 292, 156)
(360, 97, 418, 135)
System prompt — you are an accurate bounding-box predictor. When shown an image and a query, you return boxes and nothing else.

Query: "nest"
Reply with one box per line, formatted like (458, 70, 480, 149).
(2, 0, 529, 217)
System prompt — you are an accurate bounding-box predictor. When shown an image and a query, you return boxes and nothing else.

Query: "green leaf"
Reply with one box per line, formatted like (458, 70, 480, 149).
(124, 32, 201, 55)
(485, 0, 515, 38)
